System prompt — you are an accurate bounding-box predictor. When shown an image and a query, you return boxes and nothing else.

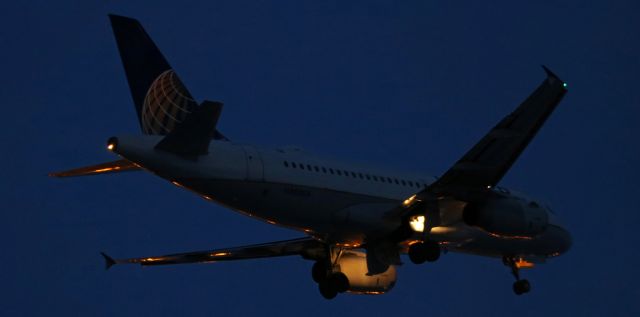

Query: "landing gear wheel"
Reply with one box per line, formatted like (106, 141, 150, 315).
(329, 272, 349, 293)
(318, 279, 338, 299)
(408, 241, 441, 264)
(311, 261, 327, 283)
(513, 279, 531, 295)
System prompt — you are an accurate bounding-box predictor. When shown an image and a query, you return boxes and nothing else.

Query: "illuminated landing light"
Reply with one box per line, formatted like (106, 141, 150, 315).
(144, 257, 160, 262)
(563, 82, 568, 88)
(94, 166, 121, 173)
(106, 137, 118, 151)
(211, 252, 230, 257)
(409, 215, 425, 232)
(403, 195, 417, 206)
(515, 258, 535, 269)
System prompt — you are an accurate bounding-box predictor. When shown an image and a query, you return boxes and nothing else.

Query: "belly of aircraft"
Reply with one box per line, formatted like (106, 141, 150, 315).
(176, 177, 398, 239)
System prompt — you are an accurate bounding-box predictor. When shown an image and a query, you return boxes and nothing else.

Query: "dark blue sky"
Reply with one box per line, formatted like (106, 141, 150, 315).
(2, 1, 639, 315)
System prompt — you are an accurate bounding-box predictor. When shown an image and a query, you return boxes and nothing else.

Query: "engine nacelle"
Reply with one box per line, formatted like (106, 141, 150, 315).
(336, 250, 397, 294)
(462, 198, 548, 236)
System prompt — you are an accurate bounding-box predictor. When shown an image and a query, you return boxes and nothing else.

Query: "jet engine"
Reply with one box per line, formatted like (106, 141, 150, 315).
(462, 198, 548, 236)
(335, 250, 397, 294)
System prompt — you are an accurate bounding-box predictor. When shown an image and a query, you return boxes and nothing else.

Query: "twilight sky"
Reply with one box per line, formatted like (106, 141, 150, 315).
(2, 1, 639, 316)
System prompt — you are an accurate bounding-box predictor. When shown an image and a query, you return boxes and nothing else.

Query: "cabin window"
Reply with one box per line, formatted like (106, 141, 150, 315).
(366, 174, 371, 180)
(401, 180, 406, 186)
(408, 181, 414, 187)
(394, 179, 399, 185)
(284, 161, 289, 168)
(373, 176, 378, 181)
(314, 166, 319, 172)
(351, 172, 357, 178)
(358, 173, 364, 179)
(306, 164, 312, 171)
(322, 167, 327, 173)
(292, 162, 297, 168)
(329, 168, 335, 174)
(337, 170, 342, 176)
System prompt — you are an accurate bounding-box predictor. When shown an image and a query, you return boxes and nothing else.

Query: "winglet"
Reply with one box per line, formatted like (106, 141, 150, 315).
(541, 65, 567, 89)
(541, 65, 558, 78)
(101, 252, 117, 270)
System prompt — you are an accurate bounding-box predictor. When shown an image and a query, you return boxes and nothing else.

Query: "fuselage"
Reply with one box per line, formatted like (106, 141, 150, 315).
(112, 135, 571, 260)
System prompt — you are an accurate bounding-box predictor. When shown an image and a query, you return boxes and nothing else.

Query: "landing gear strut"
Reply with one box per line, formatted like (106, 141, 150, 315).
(504, 257, 531, 295)
(312, 248, 350, 300)
(408, 240, 440, 264)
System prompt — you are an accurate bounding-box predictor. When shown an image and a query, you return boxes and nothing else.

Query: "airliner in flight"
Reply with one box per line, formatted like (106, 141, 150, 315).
(51, 14, 572, 299)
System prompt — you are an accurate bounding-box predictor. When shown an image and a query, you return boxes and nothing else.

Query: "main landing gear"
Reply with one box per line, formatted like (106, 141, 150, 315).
(504, 257, 531, 295)
(408, 240, 441, 264)
(311, 249, 349, 300)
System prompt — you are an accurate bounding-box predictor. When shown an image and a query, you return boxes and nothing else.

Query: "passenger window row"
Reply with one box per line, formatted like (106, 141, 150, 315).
(282, 161, 426, 189)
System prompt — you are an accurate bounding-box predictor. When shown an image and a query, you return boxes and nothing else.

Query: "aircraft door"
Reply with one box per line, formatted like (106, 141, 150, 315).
(242, 146, 264, 181)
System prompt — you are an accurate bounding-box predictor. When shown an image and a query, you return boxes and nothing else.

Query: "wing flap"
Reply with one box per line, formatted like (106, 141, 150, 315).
(49, 159, 140, 177)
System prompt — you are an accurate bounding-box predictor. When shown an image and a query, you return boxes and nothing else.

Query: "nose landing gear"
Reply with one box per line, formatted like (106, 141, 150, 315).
(504, 257, 531, 295)
(513, 279, 531, 295)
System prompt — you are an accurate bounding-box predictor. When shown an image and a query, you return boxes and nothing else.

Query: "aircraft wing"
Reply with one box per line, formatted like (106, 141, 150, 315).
(101, 237, 324, 269)
(49, 159, 141, 177)
(387, 67, 567, 220)
(430, 66, 567, 196)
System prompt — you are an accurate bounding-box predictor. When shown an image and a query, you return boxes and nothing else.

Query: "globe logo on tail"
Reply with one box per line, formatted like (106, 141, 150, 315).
(141, 70, 196, 134)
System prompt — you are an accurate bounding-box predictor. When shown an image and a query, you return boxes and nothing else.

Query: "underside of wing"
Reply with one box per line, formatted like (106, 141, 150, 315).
(49, 159, 141, 177)
(101, 237, 324, 269)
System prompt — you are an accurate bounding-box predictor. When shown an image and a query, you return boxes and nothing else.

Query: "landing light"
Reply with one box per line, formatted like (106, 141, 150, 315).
(107, 143, 115, 151)
(403, 195, 417, 206)
(409, 215, 425, 233)
(563, 82, 568, 88)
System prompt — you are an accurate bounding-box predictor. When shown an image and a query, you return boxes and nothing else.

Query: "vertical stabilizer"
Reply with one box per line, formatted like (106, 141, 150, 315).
(108, 14, 197, 135)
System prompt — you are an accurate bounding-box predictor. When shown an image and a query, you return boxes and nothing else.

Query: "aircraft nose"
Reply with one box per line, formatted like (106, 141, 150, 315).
(556, 227, 572, 254)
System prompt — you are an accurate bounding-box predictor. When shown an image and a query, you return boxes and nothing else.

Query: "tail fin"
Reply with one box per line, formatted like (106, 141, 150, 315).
(108, 14, 229, 141)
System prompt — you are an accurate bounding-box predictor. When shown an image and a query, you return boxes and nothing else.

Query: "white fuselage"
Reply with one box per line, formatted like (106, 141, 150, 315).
(113, 135, 571, 259)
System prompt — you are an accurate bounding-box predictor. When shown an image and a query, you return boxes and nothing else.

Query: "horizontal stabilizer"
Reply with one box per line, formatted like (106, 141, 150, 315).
(101, 237, 322, 267)
(49, 159, 140, 177)
(155, 101, 223, 156)
(100, 252, 117, 270)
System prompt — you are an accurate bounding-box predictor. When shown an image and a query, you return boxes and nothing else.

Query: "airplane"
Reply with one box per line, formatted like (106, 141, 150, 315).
(51, 14, 572, 299)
